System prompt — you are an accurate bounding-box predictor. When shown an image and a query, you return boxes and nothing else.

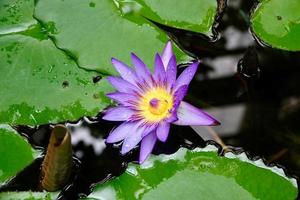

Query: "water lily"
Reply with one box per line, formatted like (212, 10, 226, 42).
(103, 41, 220, 163)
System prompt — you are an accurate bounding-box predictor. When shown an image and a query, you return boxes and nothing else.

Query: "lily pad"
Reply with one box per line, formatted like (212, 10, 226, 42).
(0, 191, 58, 200)
(86, 146, 298, 200)
(0, 0, 37, 35)
(251, 0, 300, 51)
(0, 124, 35, 184)
(0, 34, 113, 125)
(34, 0, 185, 74)
(133, 0, 218, 34)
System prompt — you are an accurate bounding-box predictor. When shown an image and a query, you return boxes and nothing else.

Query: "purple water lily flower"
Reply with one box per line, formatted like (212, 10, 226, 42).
(103, 41, 220, 163)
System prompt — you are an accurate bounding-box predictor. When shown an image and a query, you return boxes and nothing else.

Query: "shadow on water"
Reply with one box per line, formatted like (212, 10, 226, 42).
(1, 0, 300, 199)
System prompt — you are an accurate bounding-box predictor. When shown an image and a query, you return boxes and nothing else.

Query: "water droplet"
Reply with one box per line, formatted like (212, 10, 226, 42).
(93, 93, 99, 99)
(62, 80, 69, 88)
(89, 2, 95, 7)
(48, 65, 55, 73)
(93, 75, 102, 83)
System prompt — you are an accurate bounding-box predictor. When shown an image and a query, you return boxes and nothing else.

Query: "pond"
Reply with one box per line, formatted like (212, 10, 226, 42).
(0, 0, 300, 199)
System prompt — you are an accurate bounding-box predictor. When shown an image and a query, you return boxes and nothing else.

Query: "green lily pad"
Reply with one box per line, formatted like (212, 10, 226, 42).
(86, 146, 298, 200)
(0, 124, 35, 184)
(251, 0, 300, 51)
(0, 191, 58, 200)
(0, 0, 37, 35)
(0, 34, 113, 125)
(34, 0, 185, 74)
(132, 0, 218, 34)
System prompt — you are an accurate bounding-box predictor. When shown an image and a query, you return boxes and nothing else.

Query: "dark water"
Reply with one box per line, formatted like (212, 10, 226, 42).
(1, 0, 300, 199)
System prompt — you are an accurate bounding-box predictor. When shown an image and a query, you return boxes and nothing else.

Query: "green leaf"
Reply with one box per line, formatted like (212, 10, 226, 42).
(86, 146, 298, 200)
(0, 191, 58, 200)
(0, 0, 37, 35)
(34, 0, 185, 74)
(130, 0, 218, 34)
(0, 124, 35, 183)
(251, 0, 300, 51)
(0, 34, 113, 125)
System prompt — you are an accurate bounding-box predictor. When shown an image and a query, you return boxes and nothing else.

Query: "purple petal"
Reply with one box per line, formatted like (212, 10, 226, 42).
(142, 123, 158, 137)
(156, 122, 170, 142)
(153, 53, 166, 84)
(139, 131, 157, 163)
(106, 92, 138, 107)
(131, 53, 152, 82)
(173, 101, 220, 126)
(111, 58, 138, 85)
(166, 112, 178, 123)
(107, 76, 139, 93)
(121, 123, 156, 155)
(173, 61, 199, 92)
(102, 106, 135, 121)
(166, 55, 177, 88)
(161, 41, 174, 70)
(172, 85, 188, 109)
(106, 121, 138, 143)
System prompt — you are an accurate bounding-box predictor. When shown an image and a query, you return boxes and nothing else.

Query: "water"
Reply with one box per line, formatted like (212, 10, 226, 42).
(1, 0, 300, 199)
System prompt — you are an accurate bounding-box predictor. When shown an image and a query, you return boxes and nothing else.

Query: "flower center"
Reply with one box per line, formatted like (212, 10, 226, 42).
(149, 98, 169, 115)
(138, 87, 173, 122)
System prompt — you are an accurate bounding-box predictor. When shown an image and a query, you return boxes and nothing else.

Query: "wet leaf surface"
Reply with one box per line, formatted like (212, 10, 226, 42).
(86, 146, 298, 200)
(34, 0, 187, 74)
(0, 125, 35, 184)
(251, 0, 300, 51)
(0, 35, 113, 125)
(122, 0, 217, 35)
(0, 191, 57, 200)
(0, 0, 37, 35)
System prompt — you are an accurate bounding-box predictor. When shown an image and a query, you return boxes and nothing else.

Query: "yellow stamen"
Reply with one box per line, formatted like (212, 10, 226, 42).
(138, 87, 173, 122)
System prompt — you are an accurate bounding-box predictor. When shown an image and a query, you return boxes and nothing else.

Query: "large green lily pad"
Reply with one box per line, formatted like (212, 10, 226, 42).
(0, 191, 58, 200)
(34, 0, 185, 74)
(0, 124, 35, 184)
(0, 34, 113, 125)
(134, 0, 218, 34)
(251, 0, 300, 51)
(86, 146, 298, 200)
(0, 0, 37, 35)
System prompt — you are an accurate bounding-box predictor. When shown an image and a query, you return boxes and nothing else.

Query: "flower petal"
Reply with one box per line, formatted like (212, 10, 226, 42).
(106, 121, 138, 143)
(166, 112, 178, 123)
(153, 53, 166, 84)
(173, 101, 220, 126)
(139, 131, 157, 163)
(166, 55, 177, 88)
(102, 106, 135, 121)
(111, 58, 138, 85)
(107, 76, 139, 93)
(173, 61, 199, 92)
(106, 92, 138, 107)
(172, 85, 188, 109)
(161, 41, 174, 70)
(131, 53, 152, 82)
(121, 123, 156, 155)
(156, 122, 170, 142)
